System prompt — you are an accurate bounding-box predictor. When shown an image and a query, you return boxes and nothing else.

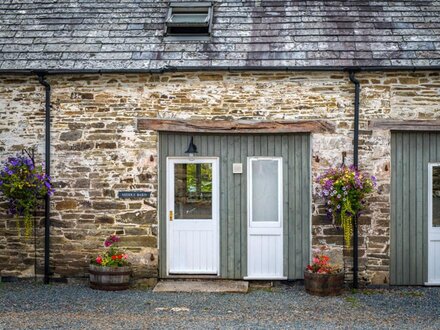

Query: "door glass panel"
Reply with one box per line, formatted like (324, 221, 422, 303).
(252, 159, 279, 222)
(433, 166, 440, 227)
(174, 163, 212, 219)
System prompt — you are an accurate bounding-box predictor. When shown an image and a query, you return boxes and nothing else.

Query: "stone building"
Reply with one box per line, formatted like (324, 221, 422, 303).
(0, 1, 439, 286)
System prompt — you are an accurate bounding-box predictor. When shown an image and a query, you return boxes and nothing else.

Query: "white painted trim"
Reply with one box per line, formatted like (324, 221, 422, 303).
(247, 157, 283, 229)
(166, 157, 220, 276)
(309, 135, 313, 266)
(168, 270, 218, 275)
(246, 156, 284, 279)
(427, 163, 440, 285)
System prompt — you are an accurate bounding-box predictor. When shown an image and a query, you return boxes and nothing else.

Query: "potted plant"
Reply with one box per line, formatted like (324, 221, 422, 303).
(0, 154, 53, 237)
(304, 247, 344, 296)
(316, 165, 376, 247)
(89, 234, 131, 291)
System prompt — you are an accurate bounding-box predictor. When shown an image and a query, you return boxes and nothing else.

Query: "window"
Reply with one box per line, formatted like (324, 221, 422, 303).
(174, 163, 213, 219)
(166, 2, 213, 37)
(248, 157, 283, 226)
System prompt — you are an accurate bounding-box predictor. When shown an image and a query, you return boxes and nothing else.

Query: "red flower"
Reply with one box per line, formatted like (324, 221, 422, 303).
(111, 255, 116, 260)
(96, 256, 102, 264)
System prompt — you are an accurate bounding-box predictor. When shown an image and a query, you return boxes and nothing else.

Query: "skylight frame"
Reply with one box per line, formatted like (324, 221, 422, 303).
(165, 2, 213, 37)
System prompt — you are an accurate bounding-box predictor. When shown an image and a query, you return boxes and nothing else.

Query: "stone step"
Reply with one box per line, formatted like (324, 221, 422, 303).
(153, 279, 249, 293)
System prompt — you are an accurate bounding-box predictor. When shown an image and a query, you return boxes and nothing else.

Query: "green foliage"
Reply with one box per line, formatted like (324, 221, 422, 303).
(317, 165, 376, 247)
(91, 235, 130, 267)
(0, 155, 53, 237)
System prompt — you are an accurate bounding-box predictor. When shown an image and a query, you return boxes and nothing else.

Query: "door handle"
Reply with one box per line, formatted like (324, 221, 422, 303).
(169, 210, 173, 222)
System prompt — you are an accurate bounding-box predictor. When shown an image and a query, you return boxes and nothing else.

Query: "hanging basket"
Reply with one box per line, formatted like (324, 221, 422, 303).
(89, 264, 131, 291)
(304, 271, 345, 296)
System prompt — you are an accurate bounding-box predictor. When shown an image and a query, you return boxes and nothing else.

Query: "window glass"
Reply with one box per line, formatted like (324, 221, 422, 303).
(252, 160, 279, 222)
(166, 5, 211, 36)
(433, 166, 440, 227)
(170, 13, 208, 25)
(175, 163, 212, 219)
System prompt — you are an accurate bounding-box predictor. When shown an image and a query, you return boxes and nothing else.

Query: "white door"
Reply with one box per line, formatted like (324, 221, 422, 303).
(427, 163, 440, 285)
(246, 157, 285, 280)
(167, 157, 219, 275)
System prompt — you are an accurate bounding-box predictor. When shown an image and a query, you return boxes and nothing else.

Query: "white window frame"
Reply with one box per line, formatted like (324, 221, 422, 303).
(247, 157, 283, 229)
(427, 162, 440, 285)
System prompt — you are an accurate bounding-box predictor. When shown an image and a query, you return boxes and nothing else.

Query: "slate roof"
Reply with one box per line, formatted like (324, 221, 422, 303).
(1, 0, 440, 71)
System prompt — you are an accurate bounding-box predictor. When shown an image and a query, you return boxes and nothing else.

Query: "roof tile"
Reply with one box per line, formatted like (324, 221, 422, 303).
(1, 0, 439, 70)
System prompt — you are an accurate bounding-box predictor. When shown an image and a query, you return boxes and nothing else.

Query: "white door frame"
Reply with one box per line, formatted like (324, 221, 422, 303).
(245, 156, 286, 280)
(166, 157, 220, 275)
(427, 162, 440, 285)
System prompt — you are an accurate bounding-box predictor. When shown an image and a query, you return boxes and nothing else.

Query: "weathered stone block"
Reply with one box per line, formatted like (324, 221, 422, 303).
(55, 142, 94, 151)
(73, 179, 90, 189)
(119, 235, 157, 248)
(60, 130, 82, 141)
(92, 201, 126, 210)
(118, 210, 156, 224)
(96, 142, 117, 149)
(95, 216, 114, 224)
(55, 199, 78, 210)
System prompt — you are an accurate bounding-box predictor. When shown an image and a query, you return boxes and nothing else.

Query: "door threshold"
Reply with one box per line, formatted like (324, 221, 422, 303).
(154, 279, 249, 293)
(244, 276, 288, 280)
(166, 274, 220, 279)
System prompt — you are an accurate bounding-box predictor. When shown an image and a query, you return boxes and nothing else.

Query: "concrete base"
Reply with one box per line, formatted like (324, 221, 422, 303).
(153, 280, 249, 293)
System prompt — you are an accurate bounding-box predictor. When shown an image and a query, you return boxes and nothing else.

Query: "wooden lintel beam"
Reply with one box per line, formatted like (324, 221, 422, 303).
(137, 119, 335, 133)
(369, 119, 440, 131)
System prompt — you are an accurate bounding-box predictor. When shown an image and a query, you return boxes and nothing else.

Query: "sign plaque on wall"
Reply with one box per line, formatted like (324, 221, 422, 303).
(118, 191, 151, 199)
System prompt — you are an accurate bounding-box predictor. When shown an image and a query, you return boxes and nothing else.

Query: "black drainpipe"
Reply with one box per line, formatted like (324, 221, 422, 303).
(37, 73, 51, 284)
(349, 71, 360, 289)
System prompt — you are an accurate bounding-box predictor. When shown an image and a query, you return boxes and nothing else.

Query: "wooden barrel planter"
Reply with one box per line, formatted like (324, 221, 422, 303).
(89, 264, 131, 291)
(304, 271, 345, 296)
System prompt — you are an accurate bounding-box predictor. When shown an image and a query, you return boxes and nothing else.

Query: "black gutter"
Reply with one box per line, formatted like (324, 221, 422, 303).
(0, 65, 439, 75)
(37, 72, 51, 285)
(349, 71, 360, 289)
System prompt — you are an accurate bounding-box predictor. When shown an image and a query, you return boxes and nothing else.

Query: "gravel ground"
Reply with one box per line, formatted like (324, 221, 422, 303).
(0, 281, 439, 329)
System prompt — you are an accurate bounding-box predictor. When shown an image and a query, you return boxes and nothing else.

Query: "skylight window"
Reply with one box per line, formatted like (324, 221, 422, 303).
(166, 2, 213, 37)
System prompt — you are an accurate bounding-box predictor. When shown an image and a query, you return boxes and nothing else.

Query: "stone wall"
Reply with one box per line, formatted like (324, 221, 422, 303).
(0, 71, 439, 284)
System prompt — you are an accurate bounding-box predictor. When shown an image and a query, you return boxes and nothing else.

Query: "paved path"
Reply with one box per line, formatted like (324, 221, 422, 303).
(1, 281, 439, 329)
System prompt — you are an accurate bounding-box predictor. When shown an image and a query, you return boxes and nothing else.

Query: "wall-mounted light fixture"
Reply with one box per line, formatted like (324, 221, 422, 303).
(185, 136, 198, 159)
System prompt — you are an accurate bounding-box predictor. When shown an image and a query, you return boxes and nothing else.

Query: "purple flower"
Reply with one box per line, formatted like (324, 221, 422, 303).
(324, 179, 334, 190)
(337, 194, 341, 199)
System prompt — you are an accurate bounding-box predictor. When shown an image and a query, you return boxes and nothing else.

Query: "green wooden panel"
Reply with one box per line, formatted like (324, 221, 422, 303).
(301, 135, 311, 277)
(391, 132, 440, 285)
(158, 132, 311, 279)
(158, 132, 167, 278)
